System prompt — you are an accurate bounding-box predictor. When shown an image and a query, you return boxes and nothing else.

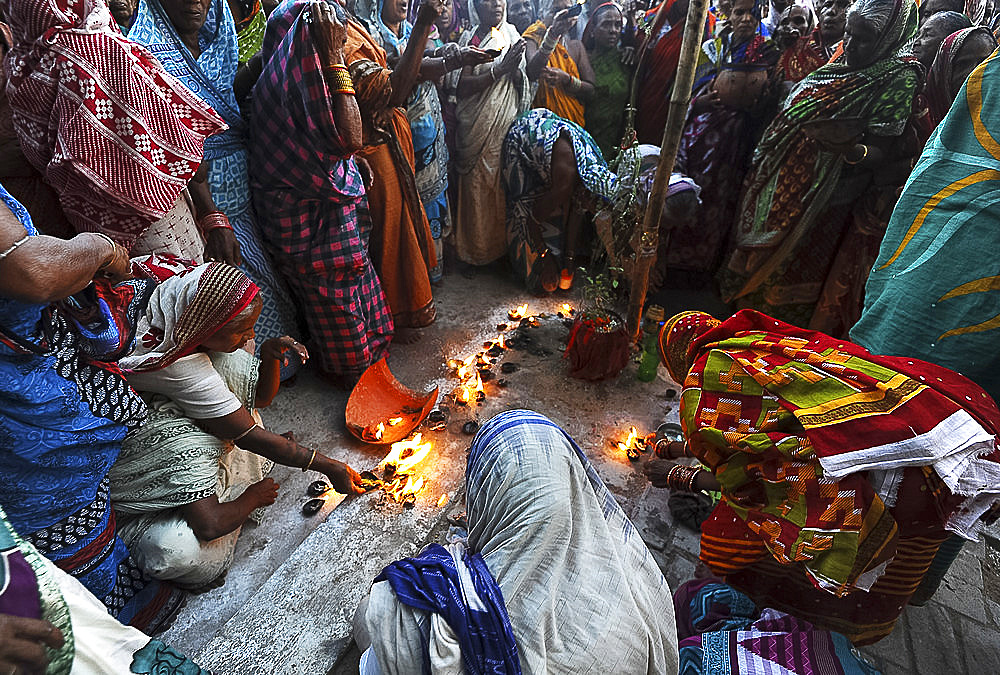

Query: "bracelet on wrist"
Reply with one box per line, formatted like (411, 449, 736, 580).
(302, 448, 318, 472)
(844, 143, 868, 165)
(490, 64, 498, 82)
(94, 232, 119, 269)
(198, 212, 232, 233)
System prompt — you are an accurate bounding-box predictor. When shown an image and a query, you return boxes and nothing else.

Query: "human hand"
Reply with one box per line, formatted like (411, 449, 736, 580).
(310, 0, 347, 65)
(356, 156, 374, 190)
(0, 614, 64, 675)
(416, 0, 447, 25)
(325, 459, 367, 495)
(92, 233, 133, 283)
(550, 8, 577, 37)
(204, 227, 243, 266)
(460, 46, 494, 67)
(260, 336, 309, 367)
(499, 39, 526, 73)
(246, 478, 279, 508)
(642, 458, 677, 488)
(692, 90, 722, 113)
(541, 66, 571, 89)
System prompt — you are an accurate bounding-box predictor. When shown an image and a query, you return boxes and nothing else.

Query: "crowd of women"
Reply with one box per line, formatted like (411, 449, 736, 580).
(3, 0, 1000, 671)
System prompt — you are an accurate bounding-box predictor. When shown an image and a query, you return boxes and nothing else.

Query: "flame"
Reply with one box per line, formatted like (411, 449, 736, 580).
(388, 417, 404, 426)
(490, 26, 509, 50)
(459, 386, 471, 404)
(456, 354, 476, 380)
(436, 493, 449, 507)
(617, 426, 639, 454)
(509, 303, 528, 320)
(561, 303, 573, 314)
(473, 371, 485, 396)
(496, 333, 506, 349)
(374, 422, 385, 441)
(380, 433, 432, 476)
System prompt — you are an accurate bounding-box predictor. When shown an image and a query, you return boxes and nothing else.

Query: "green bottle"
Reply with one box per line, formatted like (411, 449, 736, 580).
(637, 304, 665, 382)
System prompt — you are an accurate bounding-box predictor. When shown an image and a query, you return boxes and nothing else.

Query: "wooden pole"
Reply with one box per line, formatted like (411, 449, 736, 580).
(626, 0, 711, 339)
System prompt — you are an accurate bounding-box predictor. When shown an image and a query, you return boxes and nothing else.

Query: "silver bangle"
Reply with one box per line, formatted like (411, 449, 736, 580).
(490, 64, 498, 81)
(0, 234, 29, 262)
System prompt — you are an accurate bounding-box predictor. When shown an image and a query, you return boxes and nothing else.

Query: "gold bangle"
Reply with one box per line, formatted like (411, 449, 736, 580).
(844, 143, 868, 165)
(302, 448, 317, 472)
(327, 69, 354, 92)
(231, 423, 259, 443)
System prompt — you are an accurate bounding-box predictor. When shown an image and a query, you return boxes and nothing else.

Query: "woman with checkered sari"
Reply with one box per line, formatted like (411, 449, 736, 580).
(249, 0, 393, 384)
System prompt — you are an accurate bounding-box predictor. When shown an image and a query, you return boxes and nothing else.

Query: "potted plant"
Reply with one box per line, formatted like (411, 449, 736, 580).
(564, 267, 631, 380)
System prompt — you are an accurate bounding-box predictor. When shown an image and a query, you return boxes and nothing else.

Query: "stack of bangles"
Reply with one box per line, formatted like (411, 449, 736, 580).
(540, 30, 557, 59)
(653, 438, 680, 459)
(325, 63, 355, 95)
(198, 211, 232, 234)
(666, 464, 701, 493)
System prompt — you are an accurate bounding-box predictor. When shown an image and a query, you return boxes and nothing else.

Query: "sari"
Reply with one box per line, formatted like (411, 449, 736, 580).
(523, 20, 586, 125)
(911, 27, 995, 150)
(659, 309, 1000, 644)
(249, 0, 393, 378)
(502, 109, 618, 293)
(373, 5, 450, 284)
(582, 3, 631, 159)
(852, 47, 1000, 403)
(235, 0, 266, 64)
(0, 506, 209, 675)
(453, 4, 531, 265)
(130, 0, 299, 349)
(346, 18, 436, 328)
(361, 410, 679, 674)
(777, 27, 836, 83)
(719, 0, 920, 335)
(636, 0, 715, 144)
(673, 579, 882, 674)
(0, 184, 184, 633)
(113, 349, 271, 589)
(2, 0, 225, 247)
(673, 21, 778, 275)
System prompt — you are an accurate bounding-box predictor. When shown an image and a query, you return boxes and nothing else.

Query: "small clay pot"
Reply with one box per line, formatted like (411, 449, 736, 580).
(307, 480, 330, 497)
(302, 498, 325, 516)
(462, 421, 480, 435)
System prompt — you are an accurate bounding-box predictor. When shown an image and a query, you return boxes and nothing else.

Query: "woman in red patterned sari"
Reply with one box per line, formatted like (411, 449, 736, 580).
(645, 309, 1000, 644)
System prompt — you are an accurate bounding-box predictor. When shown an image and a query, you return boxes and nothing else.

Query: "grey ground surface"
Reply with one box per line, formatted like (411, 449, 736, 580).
(158, 269, 1000, 673)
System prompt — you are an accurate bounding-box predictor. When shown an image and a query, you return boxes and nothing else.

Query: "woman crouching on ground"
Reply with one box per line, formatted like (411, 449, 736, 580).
(110, 257, 366, 589)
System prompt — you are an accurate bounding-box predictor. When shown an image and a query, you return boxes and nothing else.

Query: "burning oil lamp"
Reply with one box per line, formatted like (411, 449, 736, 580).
(490, 25, 510, 50)
(508, 304, 528, 320)
(371, 434, 434, 506)
(617, 426, 645, 462)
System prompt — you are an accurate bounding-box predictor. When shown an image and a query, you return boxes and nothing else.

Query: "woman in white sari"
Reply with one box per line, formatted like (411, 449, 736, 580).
(453, 0, 531, 266)
(110, 257, 366, 590)
(356, 410, 679, 674)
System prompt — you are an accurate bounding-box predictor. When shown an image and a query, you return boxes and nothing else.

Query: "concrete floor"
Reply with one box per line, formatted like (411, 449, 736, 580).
(158, 268, 1000, 674)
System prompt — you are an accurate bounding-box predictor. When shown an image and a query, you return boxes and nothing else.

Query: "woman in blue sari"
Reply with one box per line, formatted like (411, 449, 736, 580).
(373, 0, 489, 282)
(130, 0, 299, 355)
(0, 182, 184, 634)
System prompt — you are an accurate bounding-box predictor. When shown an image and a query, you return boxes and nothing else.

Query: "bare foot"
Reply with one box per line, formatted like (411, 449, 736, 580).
(538, 254, 560, 293)
(394, 326, 423, 344)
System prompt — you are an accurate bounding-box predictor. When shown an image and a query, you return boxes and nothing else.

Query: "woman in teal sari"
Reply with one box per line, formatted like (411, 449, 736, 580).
(130, 0, 299, 358)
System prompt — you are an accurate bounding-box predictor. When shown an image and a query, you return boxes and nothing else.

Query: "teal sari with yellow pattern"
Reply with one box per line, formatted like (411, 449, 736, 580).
(852, 47, 1000, 402)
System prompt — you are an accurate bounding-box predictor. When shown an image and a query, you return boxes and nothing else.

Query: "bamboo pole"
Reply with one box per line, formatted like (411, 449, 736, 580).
(626, 0, 711, 339)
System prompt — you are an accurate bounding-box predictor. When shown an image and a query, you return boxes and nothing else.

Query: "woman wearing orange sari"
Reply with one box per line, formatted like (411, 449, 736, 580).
(345, 0, 444, 339)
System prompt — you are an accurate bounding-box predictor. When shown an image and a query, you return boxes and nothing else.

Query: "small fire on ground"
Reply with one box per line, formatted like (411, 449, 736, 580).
(616, 426, 646, 462)
(362, 433, 433, 508)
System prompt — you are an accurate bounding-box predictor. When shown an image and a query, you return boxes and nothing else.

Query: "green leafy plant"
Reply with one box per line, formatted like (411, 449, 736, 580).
(578, 265, 625, 327)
